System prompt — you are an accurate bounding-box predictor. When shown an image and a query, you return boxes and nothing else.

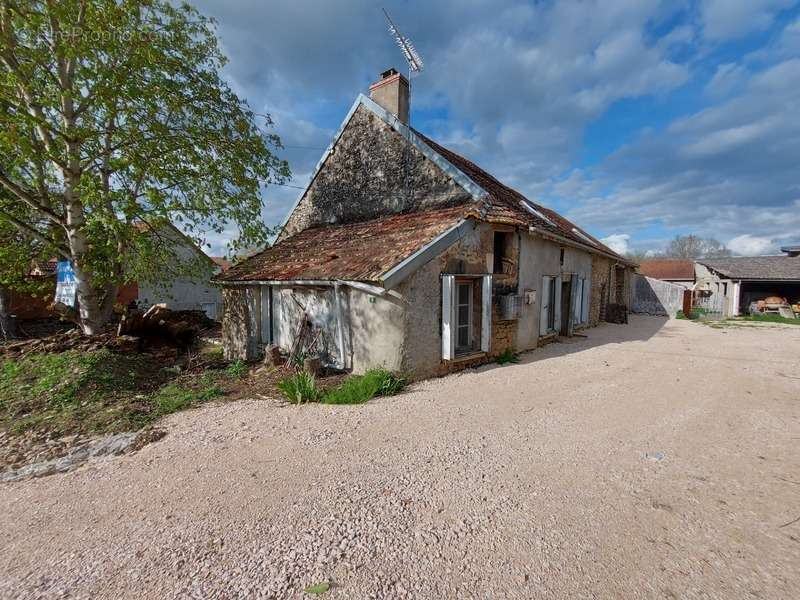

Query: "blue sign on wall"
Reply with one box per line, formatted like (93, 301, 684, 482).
(55, 260, 77, 307)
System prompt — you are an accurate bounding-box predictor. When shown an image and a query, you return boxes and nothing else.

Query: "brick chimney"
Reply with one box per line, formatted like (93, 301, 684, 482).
(369, 68, 409, 124)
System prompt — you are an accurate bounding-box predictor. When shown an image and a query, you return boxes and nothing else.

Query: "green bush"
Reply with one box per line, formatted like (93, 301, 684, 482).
(225, 359, 248, 378)
(495, 348, 519, 364)
(277, 371, 320, 404)
(321, 369, 405, 405)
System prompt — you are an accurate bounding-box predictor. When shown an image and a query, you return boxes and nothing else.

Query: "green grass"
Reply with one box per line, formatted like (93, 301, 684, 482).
(321, 369, 405, 405)
(676, 309, 701, 320)
(736, 313, 800, 325)
(276, 368, 406, 406)
(495, 348, 520, 365)
(0, 348, 230, 437)
(225, 359, 248, 378)
(276, 371, 320, 404)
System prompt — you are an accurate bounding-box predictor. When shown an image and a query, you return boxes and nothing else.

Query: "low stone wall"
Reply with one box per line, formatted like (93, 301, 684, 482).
(632, 275, 684, 316)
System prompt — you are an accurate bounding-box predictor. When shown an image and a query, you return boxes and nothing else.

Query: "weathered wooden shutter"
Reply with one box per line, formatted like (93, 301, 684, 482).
(553, 275, 562, 334)
(568, 275, 579, 336)
(540, 275, 551, 336)
(481, 275, 492, 352)
(246, 286, 261, 359)
(581, 276, 590, 323)
(442, 275, 456, 360)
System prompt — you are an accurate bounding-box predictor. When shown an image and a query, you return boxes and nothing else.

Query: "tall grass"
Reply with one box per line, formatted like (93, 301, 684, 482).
(276, 368, 405, 405)
(276, 371, 320, 404)
(321, 369, 405, 405)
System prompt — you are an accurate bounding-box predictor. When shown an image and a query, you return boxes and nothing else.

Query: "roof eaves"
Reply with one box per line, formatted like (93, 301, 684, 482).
(380, 218, 473, 289)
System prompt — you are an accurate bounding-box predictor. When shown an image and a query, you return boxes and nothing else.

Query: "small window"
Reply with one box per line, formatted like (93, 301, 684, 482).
(559, 248, 565, 266)
(493, 232, 512, 274)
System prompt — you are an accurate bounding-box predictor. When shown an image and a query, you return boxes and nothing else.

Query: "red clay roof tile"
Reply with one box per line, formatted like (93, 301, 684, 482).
(216, 206, 467, 283)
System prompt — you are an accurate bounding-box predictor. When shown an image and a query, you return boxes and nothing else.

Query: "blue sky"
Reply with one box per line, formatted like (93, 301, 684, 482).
(192, 0, 800, 257)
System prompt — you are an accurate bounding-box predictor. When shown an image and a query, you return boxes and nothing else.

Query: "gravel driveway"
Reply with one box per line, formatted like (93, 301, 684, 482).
(2, 316, 799, 599)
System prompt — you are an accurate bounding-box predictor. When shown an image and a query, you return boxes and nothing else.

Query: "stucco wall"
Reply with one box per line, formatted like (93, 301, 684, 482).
(224, 283, 406, 373)
(516, 236, 593, 349)
(347, 288, 406, 374)
(279, 104, 471, 240)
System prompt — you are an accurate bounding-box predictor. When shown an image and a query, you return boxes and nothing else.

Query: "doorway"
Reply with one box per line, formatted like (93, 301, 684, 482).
(560, 278, 571, 336)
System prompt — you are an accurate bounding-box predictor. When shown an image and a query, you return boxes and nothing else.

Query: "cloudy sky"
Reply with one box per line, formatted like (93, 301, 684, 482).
(192, 0, 800, 257)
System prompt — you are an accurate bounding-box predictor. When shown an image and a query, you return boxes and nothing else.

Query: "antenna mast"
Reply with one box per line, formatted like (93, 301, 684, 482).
(383, 8, 424, 126)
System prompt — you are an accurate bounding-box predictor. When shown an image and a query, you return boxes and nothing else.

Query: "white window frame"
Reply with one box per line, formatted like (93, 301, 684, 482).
(442, 274, 492, 360)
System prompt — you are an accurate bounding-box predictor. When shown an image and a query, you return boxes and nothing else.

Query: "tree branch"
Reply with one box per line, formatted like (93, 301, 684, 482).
(0, 168, 64, 225)
(0, 207, 68, 258)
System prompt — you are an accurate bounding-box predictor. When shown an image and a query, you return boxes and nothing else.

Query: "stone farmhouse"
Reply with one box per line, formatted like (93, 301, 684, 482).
(216, 69, 636, 379)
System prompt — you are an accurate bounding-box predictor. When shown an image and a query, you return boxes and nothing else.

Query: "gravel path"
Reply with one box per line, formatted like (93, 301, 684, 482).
(2, 316, 799, 599)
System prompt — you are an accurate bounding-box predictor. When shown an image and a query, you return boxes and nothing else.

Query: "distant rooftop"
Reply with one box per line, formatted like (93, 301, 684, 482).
(698, 255, 800, 281)
(638, 259, 695, 280)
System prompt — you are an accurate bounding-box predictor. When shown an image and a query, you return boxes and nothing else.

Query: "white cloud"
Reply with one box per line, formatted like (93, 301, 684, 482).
(600, 233, 631, 255)
(704, 63, 748, 98)
(700, 0, 795, 41)
(727, 234, 777, 256)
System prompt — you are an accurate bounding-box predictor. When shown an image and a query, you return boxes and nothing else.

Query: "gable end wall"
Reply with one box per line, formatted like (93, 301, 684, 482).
(280, 105, 472, 240)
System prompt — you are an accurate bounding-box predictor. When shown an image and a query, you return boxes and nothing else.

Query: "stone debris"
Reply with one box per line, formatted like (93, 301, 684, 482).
(1, 431, 146, 483)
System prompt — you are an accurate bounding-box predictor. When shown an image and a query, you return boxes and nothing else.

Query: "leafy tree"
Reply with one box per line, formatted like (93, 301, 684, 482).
(0, 191, 53, 337)
(663, 235, 732, 259)
(0, 0, 289, 334)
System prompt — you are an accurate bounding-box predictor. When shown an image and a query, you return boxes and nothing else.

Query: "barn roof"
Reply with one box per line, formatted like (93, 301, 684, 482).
(698, 256, 800, 281)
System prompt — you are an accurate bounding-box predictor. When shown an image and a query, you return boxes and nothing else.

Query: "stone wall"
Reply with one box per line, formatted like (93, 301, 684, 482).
(590, 255, 611, 326)
(280, 104, 471, 240)
(589, 255, 634, 325)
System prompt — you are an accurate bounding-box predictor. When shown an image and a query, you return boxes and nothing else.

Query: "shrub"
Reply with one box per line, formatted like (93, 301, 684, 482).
(225, 359, 248, 378)
(322, 369, 405, 405)
(496, 348, 519, 364)
(277, 371, 320, 404)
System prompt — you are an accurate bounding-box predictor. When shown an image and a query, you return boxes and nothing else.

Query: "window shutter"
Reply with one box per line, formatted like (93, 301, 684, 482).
(569, 275, 579, 336)
(581, 276, 590, 323)
(553, 275, 562, 333)
(442, 275, 456, 360)
(481, 275, 492, 352)
(260, 286, 272, 344)
(540, 275, 551, 336)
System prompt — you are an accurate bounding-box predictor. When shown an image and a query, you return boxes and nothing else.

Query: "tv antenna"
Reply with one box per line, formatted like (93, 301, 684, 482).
(383, 8, 424, 77)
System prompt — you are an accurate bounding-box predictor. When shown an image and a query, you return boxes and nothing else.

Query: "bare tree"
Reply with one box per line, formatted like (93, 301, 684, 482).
(663, 235, 732, 259)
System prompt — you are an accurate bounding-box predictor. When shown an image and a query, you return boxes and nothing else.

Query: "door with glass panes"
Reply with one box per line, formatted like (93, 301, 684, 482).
(455, 281, 473, 353)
